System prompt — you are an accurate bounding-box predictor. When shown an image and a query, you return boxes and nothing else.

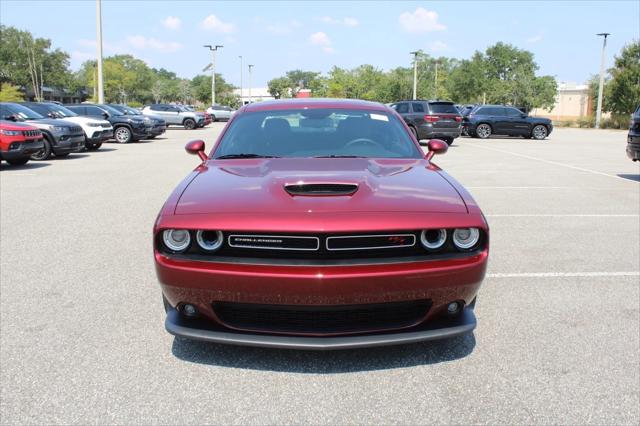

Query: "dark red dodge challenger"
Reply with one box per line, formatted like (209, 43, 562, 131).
(154, 99, 489, 349)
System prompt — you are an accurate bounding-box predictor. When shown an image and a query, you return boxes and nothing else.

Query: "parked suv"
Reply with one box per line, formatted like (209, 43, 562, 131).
(0, 103, 84, 160)
(20, 102, 113, 150)
(0, 120, 44, 165)
(206, 104, 235, 121)
(65, 104, 151, 143)
(390, 100, 462, 145)
(142, 104, 205, 129)
(626, 105, 640, 161)
(463, 105, 553, 140)
(107, 104, 166, 139)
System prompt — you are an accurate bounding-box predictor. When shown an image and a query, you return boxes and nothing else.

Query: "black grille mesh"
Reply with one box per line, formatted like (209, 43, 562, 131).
(212, 300, 431, 334)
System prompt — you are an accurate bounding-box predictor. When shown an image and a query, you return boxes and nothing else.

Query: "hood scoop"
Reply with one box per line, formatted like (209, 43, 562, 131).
(284, 183, 359, 197)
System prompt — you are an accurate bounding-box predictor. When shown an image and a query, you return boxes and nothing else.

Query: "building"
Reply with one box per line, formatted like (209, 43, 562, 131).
(234, 87, 275, 105)
(23, 86, 88, 104)
(530, 82, 593, 120)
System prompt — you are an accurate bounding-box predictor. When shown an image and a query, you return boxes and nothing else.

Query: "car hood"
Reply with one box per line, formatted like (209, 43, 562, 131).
(61, 116, 110, 126)
(175, 158, 467, 215)
(25, 118, 75, 127)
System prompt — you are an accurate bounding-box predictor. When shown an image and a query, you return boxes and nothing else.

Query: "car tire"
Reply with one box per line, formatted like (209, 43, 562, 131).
(6, 158, 29, 166)
(114, 126, 132, 144)
(30, 137, 52, 161)
(162, 294, 171, 313)
(210, 115, 217, 122)
(444, 137, 454, 146)
(183, 119, 196, 130)
(531, 124, 548, 140)
(409, 126, 418, 140)
(476, 123, 492, 139)
(148, 135, 156, 139)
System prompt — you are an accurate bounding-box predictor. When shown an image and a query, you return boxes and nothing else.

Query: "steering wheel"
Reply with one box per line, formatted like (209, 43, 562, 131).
(344, 138, 384, 151)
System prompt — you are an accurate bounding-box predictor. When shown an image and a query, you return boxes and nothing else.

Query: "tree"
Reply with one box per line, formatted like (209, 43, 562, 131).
(606, 41, 640, 115)
(0, 84, 24, 101)
(267, 76, 292, 99)
(190, 74, 236, 106)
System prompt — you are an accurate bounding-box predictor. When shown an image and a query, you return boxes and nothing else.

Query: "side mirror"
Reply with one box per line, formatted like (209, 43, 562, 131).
(521, 113, 528, 118)
(185, 139, 208, 162)
(425, 139, 448, 161)
(102, 112, 109, 119)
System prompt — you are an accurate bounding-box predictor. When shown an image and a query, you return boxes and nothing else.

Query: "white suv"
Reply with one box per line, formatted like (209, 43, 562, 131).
(20, 102, 113, 150)
(142, 104, 205, 130)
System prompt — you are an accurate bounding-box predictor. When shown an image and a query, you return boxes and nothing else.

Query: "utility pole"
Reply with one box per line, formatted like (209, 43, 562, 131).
(96, 0, 104, 103)
(434, 60, 440, 99)
(248, 64, 254, 103)
(203, 44, 223, 105)
(410, 51, 419, 100)
(239, 55, 243, 106)
(595, 33, 610, 129)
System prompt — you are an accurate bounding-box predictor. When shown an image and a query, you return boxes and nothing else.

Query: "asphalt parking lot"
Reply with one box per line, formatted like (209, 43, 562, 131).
(1, 125, 639, 424)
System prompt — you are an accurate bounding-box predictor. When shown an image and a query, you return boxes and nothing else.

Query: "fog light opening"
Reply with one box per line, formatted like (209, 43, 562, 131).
(447, 301, 462, 316)
(181, 303, 198, 318)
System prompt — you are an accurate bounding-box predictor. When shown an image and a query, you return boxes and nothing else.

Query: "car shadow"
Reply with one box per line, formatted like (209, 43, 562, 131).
(54, 154, 90, 160)
(618, 173, 640, 182)
(91, 148, 117, 153)
(171, 333, 476, 373)
(0, 162, 51, 171)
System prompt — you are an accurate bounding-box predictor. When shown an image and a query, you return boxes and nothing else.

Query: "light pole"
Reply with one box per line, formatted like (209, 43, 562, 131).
(239, 55, 243, 105)
(248, 64, 254, 103)
(434, 60, 440, 99)
(595, 33, 610, 129)
(410, 51, 419, 100)
(204, 44, 223, 105)
(96, 0, 104, 103)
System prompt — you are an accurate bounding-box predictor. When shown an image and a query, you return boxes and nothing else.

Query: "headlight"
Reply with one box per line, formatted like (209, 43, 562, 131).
(162, 229, 191, 252)
(0, 129, 21, 136)
(87, 122, 101, 127)
(50, 125, 68, 132)
(196, 230, 224, 252)
(452, 228, 480, 250)
(420, 229, 447, 250)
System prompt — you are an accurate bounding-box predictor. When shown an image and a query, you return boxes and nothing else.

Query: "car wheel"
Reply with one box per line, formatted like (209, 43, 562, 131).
(531, 124, 548, 140)
(476, 123, 492, 139)
(30, 137, 52, 161)
(162, 294, 171, 313)
(6, 158, 29, 166)
(409, 126, 418, 140)
(183, 119, 196, 130)
(444, 137, 454, 146)
(114, 126, 132, 144)
(148, 135, 156, 139)
(210, 115, 217, 122)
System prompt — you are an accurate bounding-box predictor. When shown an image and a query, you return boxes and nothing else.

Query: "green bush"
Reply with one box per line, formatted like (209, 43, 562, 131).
(577, 117, 595, 128)
(127, 101, 143, 108)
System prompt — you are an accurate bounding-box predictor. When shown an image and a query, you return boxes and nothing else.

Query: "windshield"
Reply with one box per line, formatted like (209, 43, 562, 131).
(0, 103, 45, 120)
(214, 108, 422, 159)
(110, 105, 140, 115)
(100, 105, 124, 116)
(30, 103, 78, 118)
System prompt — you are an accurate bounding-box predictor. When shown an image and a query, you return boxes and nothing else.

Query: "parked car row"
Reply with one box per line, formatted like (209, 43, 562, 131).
(389, 100, 553, 145)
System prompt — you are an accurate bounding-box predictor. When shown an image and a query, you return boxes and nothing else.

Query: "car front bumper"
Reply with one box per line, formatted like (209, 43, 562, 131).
(52, 134, 85, 154)
(156, 248, 487, 348)
(87, 129, 114, 143)
(151, 125, 167, 136)
(1, 139, 45, 160)
(165, 304, 476, 350)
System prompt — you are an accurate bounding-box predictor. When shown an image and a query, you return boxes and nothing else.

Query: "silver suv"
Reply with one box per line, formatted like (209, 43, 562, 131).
(142, 104, 205, 130)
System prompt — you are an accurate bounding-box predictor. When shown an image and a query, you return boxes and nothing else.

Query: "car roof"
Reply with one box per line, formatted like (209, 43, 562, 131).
(241, 98, 389, 113)
(394, 99, 455, 104)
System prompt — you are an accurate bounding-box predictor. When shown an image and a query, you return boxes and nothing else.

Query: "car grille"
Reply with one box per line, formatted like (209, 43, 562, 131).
(22, 130, 41, 137)
(70, 126, 83, 134)
(212, 300, 432, 335)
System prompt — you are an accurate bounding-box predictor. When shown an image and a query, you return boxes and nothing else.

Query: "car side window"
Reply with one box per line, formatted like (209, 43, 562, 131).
(411, 103, 425, 113)
(85, 106, 103, 116)
(150, 105, 162, 111)
(395, 103, 409, 113)
(506, 108, 522, 117)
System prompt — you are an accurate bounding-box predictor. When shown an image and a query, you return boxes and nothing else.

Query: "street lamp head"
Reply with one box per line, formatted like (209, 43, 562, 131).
(215, 45, 224, 49)
(203, 44, 213, 48)
(596, 33, 611, 37)
(409, 51, 419, 55)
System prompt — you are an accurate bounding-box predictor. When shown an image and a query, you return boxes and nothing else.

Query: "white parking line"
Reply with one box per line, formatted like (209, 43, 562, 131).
(467, 144, 638, 182)
(486, 214, 639, 217)
(488, 271, 640, 278)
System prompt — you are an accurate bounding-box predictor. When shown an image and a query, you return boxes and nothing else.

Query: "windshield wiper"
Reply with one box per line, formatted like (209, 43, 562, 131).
(313, 155, 366, 158)
(215, 153, 280, 159)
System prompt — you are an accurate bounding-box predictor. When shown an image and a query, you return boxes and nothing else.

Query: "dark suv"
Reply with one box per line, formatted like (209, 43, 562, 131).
(390, 100, 462, 145)
(626, 106, 640, 161)
(463, 105, 553, 140)
(107, 104, 166, 139)
(64, 104, 152, 143)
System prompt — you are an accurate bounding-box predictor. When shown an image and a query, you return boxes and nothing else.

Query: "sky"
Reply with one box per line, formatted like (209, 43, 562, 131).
(1, 0, 638, 88)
